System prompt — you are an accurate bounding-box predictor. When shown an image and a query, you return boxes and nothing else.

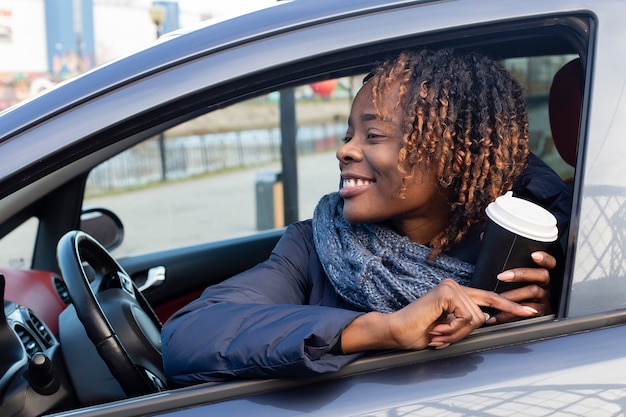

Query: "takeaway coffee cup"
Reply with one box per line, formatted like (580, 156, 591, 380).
(471, 191, 558, 293)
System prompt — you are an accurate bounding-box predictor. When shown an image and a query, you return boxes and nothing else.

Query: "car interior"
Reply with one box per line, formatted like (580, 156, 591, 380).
(0, 11, 591, 416)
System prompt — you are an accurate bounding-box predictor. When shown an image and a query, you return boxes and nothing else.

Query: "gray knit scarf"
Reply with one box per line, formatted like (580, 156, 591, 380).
(312, 192, 474, 313)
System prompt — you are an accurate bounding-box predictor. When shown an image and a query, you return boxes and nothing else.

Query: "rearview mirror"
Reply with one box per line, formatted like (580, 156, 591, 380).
(80, 207, 124, 251)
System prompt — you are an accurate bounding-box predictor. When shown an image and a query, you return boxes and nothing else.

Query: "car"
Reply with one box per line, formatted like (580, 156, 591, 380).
(1, 0, 626, 415)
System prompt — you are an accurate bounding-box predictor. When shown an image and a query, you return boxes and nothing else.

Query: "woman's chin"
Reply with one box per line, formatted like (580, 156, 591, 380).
(342, 210, 362, 224)
(342, 208, 382, 225)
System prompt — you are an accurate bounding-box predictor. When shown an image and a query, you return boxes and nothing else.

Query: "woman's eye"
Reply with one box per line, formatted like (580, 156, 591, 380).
(343, 136, 352, 143)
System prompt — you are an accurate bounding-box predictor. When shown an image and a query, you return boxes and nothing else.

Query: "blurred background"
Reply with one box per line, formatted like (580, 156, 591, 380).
(0, 0, 277, 111)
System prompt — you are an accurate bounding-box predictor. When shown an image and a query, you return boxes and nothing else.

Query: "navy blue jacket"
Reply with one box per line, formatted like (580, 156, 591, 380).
(161, 153, 572, 385)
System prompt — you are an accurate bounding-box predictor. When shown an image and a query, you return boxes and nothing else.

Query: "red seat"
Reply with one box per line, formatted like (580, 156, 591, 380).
(548, 58, 584, 171)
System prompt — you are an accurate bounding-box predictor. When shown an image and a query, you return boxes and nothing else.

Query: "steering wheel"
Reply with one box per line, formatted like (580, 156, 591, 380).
(57, 230, 166, 397)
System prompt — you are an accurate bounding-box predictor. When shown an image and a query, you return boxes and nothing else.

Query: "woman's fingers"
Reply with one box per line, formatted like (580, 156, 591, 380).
(465, 286, 539, 318)
(490, 301, 548, 324)
(497, 251, 555, 288)
(390, 279, 489, 350)
(491, 251, 554, 324)
(498, 283, 549, 304)
(426, 283, 494, 346)
(531, 251, 557, 269)
(395, 281, 542, 351)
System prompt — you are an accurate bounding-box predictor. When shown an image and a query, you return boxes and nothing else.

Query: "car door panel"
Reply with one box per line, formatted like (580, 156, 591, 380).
(118, 229, 284, 321)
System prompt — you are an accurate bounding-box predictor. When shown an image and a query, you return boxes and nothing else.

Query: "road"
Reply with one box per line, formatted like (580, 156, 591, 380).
(83, 151, 341, 258)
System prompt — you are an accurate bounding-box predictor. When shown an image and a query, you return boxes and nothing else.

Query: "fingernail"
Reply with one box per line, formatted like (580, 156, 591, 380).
(486, 316, 497, 325)
(531, 252, 543, 261)
(429, 331, 443, 336)
(435, 343, 450, 350)
(483, 313, 490, 321)
(523, 306, 539, 314)
(497, 271, 515, 281)
(428, 341, 445, 348)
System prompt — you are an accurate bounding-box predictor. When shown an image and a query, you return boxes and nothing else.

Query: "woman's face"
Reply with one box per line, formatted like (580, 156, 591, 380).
(336, 79, 451, 243)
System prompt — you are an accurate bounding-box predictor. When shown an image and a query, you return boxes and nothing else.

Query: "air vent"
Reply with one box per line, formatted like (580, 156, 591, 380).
(29, 313, 54, 348)
(53, 275, 71, 305)
(14, 323, 41, 357)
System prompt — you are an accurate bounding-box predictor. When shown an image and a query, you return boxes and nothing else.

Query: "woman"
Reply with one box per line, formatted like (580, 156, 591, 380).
(162, 49, 571, 385)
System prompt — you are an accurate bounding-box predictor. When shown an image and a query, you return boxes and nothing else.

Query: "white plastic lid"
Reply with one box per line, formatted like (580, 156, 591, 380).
(485, 191, 558, 242)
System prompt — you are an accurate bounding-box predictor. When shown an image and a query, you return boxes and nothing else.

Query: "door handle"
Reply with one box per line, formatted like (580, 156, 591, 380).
(138, 265, 165, 292)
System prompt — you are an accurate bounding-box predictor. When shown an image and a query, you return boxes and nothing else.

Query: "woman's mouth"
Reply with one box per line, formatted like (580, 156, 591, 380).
(340, 176, 375, 198)
(342, 178, 375, 188)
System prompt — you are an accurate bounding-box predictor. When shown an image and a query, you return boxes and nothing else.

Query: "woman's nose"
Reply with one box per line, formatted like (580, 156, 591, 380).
(336, 138, 363, 164)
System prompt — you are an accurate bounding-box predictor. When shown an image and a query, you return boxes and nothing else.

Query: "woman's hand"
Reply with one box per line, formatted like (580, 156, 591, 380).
(485, 250, 556, 324)
(340, 279, 537, 354)
(387, 279, 487, 351)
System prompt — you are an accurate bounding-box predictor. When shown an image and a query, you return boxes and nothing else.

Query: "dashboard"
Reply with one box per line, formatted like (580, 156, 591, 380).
(1, 272, 76, 416)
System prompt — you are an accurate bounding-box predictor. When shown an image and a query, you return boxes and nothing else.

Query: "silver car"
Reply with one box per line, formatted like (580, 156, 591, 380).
(1, 0, 625, 416)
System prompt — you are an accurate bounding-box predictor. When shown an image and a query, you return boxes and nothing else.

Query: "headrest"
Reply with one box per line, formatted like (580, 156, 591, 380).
(548, 58, 583, 168)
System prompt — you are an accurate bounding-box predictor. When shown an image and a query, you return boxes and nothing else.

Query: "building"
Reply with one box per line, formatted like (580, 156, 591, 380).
(0, 0, 193, 111)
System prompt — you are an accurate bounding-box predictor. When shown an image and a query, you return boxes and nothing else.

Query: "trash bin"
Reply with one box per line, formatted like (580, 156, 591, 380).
(255, 171, 284, 230)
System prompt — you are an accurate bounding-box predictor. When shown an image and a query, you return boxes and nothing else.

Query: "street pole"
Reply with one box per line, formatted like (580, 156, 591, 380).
(279, 88, 298, 225)
(277, 0, 298, 226)
(149, 4, 167, 181)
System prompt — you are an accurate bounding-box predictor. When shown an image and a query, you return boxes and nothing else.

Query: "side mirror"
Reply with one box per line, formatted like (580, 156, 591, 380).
(79, 207, 124, 251)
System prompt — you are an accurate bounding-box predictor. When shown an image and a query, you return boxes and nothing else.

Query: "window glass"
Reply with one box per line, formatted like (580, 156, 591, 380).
(84, 78, 355, 257)
(0, 217, 38, 268)
(502, 54, 578, 179)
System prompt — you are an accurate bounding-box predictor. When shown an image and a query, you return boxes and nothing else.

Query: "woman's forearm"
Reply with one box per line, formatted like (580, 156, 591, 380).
(340, 311, 397, 354)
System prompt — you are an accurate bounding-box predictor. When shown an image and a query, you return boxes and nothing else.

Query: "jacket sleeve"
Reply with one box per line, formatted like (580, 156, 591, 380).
(161, 222, 364, 385)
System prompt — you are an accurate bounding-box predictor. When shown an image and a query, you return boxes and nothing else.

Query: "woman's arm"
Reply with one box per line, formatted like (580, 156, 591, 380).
(340, 279, 537, 354)
(161, 222, 364, 385)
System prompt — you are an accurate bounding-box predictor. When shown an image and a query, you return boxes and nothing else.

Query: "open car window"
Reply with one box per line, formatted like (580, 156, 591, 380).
(82, 80, 356, 258)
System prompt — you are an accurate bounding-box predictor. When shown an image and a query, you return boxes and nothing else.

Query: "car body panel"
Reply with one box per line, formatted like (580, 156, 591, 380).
(47, 319, 626, 416)
(172, 326, 626, 416)
(566, 3, 626, 317)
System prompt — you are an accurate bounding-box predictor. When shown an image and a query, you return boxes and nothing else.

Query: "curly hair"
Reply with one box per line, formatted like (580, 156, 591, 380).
(367, 49, 529, 257)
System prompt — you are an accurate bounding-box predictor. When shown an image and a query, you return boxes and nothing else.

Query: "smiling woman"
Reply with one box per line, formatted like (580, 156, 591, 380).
(337, 69, 449, 233)
(161, 48, 570, 385)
